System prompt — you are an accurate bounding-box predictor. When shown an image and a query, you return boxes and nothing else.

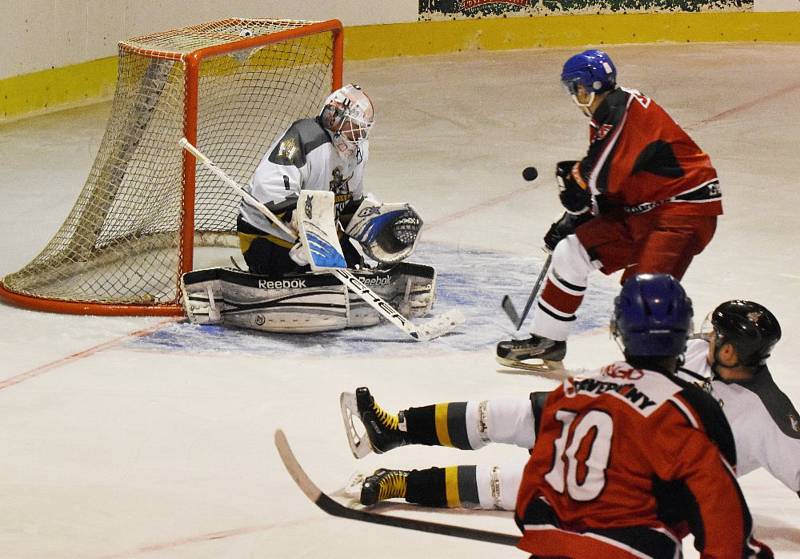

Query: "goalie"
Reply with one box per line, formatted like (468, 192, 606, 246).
(182, 84, 435, 333)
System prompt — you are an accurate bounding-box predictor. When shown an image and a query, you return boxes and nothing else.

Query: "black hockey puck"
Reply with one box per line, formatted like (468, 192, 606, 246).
(522, 166, 538, 181)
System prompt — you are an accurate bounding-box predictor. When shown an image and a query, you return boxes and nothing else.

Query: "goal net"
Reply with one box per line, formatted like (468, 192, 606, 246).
(0, 18, 343, 315)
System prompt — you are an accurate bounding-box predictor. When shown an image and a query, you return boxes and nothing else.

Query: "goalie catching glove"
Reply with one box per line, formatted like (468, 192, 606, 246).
(344, 199, 423, 265)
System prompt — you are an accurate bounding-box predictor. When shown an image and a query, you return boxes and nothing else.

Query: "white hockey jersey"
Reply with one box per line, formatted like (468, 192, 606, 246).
(239, 117, 368, 244)
(681, 338, 800, 495)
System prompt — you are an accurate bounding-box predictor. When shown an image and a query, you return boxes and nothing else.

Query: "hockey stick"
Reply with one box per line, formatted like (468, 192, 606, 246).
(274, 429, 520, 546)
(496, 362, 575, 380)
(180, 138, 463, 341)
(501, 253, 551, 330)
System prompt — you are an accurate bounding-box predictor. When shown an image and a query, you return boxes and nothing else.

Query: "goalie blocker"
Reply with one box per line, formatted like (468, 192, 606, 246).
(181, 263, 436, 333)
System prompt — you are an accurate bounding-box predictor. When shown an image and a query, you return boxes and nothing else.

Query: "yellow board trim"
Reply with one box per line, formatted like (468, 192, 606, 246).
(434, 403, 454, 447)
(2, 12, 799, 122)
(444, 466, 461, 507)
(0, 56, 117, 122)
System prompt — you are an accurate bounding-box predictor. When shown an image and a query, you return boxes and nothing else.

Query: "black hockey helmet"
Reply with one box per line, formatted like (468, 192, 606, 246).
(710, 300, 781, 367)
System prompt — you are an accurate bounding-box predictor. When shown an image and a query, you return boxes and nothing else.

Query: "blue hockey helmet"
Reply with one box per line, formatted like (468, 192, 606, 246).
(561, 50, 617, 96)
(611, 274, 693, 358)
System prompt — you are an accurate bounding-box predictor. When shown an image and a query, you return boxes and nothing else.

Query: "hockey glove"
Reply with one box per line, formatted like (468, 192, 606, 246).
(390, 213, 423, 247)
(345, 199, 423, 265)
(543, 211, 593, 252)
(556, 160, 591, 214)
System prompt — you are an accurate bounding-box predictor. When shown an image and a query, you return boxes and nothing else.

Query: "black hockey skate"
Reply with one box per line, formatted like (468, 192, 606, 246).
(358, 468, 410, 506)
(496, 335, 567, 375)
(340, 387, 408, 458)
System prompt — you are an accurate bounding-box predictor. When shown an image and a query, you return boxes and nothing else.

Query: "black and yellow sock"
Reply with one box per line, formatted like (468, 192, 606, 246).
(403, 402, 473, 449)
(406, 466, 480, 508)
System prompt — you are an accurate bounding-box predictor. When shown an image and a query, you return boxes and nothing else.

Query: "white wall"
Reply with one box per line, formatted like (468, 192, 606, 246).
(0, 0, 418, 79)
(754, 0, 800, 9)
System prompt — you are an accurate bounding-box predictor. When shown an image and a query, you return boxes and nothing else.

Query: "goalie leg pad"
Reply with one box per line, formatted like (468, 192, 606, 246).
(182, 264, 437, 333)
(347, 262, 437, 328)
(181, 270, 224, 325)
(182, 267, 349, 333)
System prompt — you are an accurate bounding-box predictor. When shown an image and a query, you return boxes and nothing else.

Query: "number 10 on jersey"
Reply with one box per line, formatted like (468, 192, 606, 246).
(543, 410, 613, 501)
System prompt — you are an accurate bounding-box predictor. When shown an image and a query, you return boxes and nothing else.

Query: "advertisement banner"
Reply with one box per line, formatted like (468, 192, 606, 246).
(419, 0, 752, 20)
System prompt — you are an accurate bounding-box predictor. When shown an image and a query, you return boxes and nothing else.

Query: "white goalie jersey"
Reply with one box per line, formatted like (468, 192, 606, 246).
(239, 117, 368, 244)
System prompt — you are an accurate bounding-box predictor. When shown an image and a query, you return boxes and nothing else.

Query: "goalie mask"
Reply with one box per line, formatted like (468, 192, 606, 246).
(320, 84, 375, 160)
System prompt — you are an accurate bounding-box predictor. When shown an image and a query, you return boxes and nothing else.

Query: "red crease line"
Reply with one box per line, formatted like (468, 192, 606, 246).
(0, 317, 181, 391)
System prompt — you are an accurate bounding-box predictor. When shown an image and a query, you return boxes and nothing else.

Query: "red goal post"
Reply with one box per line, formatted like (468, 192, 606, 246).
(0, 18, 343, 315)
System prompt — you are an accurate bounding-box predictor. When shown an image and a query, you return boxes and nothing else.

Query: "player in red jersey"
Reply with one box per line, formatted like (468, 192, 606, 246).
(514, 275, 767, 558)
(342, 275, 772, 558)
(497, 50, 722, 372)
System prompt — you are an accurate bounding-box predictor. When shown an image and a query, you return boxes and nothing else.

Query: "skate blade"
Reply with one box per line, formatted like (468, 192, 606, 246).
(339, 392, 373, 459)
(495, 355, 570, 380)
(342, 471, 368, 499)
(327, 472, 377, 510)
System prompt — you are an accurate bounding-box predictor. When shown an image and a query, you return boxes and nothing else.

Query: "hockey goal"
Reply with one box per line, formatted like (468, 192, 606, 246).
(0, 18, 343, 315)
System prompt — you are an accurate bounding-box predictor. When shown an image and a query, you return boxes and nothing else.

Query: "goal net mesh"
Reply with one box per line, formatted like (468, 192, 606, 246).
(1, 19, 338, 312)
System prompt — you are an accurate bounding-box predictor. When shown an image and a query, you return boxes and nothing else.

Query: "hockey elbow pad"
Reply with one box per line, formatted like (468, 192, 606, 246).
(556, 160, 591, 214)
(344, 199, 423, 265)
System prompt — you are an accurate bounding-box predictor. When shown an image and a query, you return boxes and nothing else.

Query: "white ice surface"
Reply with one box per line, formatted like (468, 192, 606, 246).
(0, 43, 798, 558)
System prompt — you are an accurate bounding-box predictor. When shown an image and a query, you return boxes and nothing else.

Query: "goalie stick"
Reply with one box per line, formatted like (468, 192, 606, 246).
(501, 253, 551, 330)
(274, 429, 519, 547)
(179, 138, 463, 341)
